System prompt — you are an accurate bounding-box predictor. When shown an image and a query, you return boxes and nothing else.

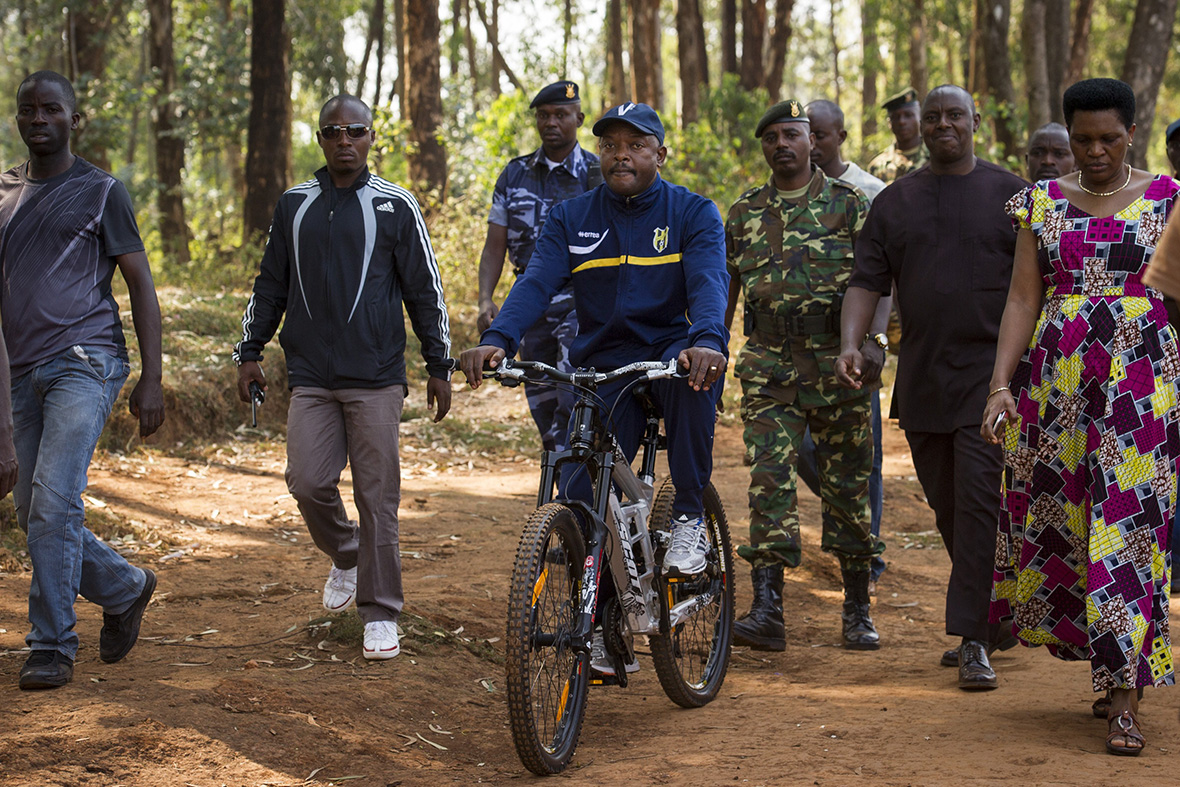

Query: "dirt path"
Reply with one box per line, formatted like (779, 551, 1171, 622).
(1, 386, 1177, 786)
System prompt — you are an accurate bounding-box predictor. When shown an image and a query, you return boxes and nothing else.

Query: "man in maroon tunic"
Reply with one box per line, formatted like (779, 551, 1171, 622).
(836, 85, 1028, 691)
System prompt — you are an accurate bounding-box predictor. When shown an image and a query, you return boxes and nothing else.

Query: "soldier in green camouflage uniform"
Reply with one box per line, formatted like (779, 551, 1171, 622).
(867, 87, 929, 184)
(724, 99, 886, 652)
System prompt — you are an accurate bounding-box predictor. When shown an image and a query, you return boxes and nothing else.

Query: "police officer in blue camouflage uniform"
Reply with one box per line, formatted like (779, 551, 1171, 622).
(477, 81, 603, 451)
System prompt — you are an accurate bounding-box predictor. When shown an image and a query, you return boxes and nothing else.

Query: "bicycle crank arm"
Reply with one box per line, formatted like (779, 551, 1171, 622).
(666, 586, 719, 628)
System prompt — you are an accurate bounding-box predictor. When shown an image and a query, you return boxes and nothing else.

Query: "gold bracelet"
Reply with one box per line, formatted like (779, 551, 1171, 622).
(986, 386, 1010, 400)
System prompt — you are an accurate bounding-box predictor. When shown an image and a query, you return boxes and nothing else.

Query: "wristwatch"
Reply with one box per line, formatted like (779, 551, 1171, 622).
(869, 332, 889, 350)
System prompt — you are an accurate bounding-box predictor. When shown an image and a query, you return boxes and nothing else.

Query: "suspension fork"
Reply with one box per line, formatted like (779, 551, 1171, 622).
(570, 450, 616, 653)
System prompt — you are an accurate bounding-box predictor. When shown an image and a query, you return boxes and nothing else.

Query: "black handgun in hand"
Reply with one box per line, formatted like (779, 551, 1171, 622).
(249, 381, 265, 428)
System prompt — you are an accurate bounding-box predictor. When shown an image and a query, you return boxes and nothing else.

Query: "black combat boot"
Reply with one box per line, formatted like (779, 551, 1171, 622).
(733, 566, 786, 651)
(841, 568, 880, 650)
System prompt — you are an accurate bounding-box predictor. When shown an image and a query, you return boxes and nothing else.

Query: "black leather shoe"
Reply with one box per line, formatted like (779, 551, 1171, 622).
(941, 633, 1019, 667)
(840, 569, 880, 650)
(958, 639, 998, 690)
(100, 568, 157, 663)
(19, 650, 74, 690)
(733, 566, 786, 651)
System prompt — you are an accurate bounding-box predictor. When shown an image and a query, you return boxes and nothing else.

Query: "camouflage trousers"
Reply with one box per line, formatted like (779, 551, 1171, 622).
(519, 290, 578, 452)
(736, 381, 883, 572)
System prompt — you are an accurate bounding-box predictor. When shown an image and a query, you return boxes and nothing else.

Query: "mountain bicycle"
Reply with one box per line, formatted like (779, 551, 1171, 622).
(489, 358, 734, 775)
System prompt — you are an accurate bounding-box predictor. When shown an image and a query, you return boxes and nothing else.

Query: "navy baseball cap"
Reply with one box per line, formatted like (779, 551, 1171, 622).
(592, 102, 665, 144)
(530, 81, 581, 108)
(1167, 118, 1180, 143)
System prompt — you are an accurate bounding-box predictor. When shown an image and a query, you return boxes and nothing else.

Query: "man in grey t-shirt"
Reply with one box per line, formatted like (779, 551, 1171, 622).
(0, 71, 165, 690)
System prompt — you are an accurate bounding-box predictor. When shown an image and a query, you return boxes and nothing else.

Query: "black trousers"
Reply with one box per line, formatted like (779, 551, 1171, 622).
(905, 427, 1003, 643)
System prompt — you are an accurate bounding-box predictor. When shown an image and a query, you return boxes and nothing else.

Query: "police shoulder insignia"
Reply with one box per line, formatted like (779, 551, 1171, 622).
(652, 226, 670, 253)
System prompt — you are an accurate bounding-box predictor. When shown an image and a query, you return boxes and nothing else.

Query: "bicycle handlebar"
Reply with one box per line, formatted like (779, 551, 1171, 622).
(484, 358, 683, 386)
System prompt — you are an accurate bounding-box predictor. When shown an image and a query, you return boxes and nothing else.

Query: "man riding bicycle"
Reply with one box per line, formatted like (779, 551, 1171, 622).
(459, 102, 730, 591)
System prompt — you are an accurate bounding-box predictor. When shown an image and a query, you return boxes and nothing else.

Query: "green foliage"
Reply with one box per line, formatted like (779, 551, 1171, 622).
(664, 75, 769, 210)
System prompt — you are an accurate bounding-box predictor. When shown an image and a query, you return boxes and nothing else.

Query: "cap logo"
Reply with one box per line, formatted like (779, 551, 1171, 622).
(618, 103, 637, 116)
(791, 102, 800, 117)
(566, 83, 576, 99)
(652, 226, 669, 253)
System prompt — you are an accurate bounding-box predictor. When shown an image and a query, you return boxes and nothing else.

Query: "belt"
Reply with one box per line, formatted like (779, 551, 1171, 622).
(749, 309, 840, 337)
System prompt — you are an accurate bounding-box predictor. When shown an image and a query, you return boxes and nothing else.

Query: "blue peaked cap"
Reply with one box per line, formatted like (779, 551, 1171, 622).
(592, 102, 665, 144)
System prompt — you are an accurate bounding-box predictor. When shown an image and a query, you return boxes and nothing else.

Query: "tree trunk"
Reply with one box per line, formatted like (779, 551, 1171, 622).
(969, 0, 987, 96)
(491, 0, 502, 95)
(1044, 0, 1069, 123)
(1022, 0, 1051, 132)
(464, 0, 478, 92)
(739, 0, 767, 91)
(373, 0, 386, 108)
(676, 0, 708, 124)
(243, 0, 292, 242)
(406, 0, 448, 194)
(561, 0, 573, 75)
(907, 0, 928, 99)
(1065, 0, 1097, 87)
(764, 0, 795, 102)
(473, 0, 523, 91)
(148, 0, 190, 264)
(65, 0, 128, 170)
(980, 0, 1018, 160)
(392, 0, 406, 113)
(722, 0, 738, 75)
(450, 0, 461, 78)
(1121, 0, 1179, 169)
(630, 0, 663, 109)
(358, 0, 381, 96)
(861, 0, 879, 144)
(606, 0, 628, 105)
(829, 0, 842, 104)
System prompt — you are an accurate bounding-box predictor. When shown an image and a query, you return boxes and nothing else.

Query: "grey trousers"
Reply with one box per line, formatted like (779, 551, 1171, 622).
(286, 385, 405, 624)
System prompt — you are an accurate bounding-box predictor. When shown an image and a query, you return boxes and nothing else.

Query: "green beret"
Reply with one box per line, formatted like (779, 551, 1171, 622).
(882, 87, 919, 112)
(754, 100, 809, 138)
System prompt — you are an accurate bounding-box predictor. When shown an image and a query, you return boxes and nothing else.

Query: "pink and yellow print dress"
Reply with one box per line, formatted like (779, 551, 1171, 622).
(992, 177, 1179, 691)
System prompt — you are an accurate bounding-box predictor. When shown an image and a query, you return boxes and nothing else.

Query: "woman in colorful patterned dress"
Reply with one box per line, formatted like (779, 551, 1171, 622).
(982, 78, 1177, 757)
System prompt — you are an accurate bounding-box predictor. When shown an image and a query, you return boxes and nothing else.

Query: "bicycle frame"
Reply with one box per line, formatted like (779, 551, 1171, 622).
(498, 359, 716, 661)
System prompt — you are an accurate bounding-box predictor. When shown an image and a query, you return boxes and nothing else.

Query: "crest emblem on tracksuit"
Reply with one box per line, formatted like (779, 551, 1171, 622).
(652, 226, 669, 253)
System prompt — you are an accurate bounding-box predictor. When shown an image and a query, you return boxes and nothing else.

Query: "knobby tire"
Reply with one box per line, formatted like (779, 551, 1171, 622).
(505, 503, 589, 775)
(649, 480, 734, 708)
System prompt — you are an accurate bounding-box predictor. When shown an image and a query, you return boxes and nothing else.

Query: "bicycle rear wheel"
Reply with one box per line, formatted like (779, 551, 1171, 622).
(649, 480, 734, 708)
(505, 503, 589, 775)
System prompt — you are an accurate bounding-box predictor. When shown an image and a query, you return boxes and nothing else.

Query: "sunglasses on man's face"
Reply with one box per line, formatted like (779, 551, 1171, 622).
(320, 124, 371, 140)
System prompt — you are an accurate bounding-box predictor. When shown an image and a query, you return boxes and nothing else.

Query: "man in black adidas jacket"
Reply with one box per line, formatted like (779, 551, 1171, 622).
(233, 94, 452, 661)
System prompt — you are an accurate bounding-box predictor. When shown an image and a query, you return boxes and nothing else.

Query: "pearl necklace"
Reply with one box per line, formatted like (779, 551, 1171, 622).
(1078, 164, 1131, 197)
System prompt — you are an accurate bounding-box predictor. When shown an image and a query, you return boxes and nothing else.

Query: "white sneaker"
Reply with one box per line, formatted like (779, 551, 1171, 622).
(590, 631, 639, 676)
(323, 565, 357, 611)
(662, 513, 709, 577)
(363, 620, 401, 660)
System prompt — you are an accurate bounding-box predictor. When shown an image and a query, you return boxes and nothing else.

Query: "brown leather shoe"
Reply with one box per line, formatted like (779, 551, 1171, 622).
(957, 639, 998, 690)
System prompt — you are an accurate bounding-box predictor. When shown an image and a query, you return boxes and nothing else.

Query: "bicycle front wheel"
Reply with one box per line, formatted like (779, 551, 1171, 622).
(649, 480, 734, 708)
(505, 503, 589, 775)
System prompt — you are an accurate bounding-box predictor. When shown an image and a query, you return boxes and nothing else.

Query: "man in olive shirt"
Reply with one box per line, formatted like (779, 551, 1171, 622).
(725, 100, 885, 652)
(866, 88, 929, 184)
(837, 85, 1028, 691)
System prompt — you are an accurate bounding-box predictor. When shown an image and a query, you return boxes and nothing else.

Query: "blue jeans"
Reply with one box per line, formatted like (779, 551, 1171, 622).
(12, 345, 147, 659)
(799, 394, 885, 580)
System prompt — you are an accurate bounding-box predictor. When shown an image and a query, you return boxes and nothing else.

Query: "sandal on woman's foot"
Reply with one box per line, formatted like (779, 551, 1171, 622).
(1092, 690, 1111, 718)
(1105, 710, 1144, 756)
